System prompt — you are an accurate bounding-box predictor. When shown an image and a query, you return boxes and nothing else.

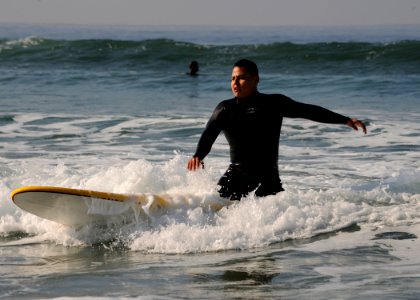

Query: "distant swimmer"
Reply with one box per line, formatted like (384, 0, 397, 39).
(187, 59, 367, 200)
(188, 61, 199, 76)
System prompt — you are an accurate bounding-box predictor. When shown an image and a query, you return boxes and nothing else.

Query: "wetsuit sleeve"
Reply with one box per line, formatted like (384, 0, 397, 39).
(282, 97, 350, 124)
(193, 102, 225, 160)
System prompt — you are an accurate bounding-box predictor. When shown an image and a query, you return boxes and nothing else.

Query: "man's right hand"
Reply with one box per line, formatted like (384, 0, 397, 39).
(187, 157, 204, 171)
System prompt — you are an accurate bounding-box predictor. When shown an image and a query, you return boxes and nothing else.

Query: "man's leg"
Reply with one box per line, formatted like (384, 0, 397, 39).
(217, 165, 258, 200)
(255, 168, 284, 197)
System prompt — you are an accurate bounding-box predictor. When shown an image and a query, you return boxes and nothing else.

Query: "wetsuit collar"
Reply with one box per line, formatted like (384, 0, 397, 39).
(235, 91, 260, 104)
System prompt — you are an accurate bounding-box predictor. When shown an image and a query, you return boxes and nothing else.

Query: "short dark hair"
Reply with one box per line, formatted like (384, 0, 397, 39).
(233, 59, 259, 76)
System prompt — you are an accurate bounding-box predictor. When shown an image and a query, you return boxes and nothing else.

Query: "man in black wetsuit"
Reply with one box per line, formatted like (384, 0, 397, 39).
(187, 59, 367, 200)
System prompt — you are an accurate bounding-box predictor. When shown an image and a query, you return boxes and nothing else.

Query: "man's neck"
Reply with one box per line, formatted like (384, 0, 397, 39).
(235, 91, 259, 103)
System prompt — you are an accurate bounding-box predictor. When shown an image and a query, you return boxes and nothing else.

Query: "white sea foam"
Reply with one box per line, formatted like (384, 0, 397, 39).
(0, 36, 43, 52)
(0, 110, 419, 252)
(1, 153, 418, 253)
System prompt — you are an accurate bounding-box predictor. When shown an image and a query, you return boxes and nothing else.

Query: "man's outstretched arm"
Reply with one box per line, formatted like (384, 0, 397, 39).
(284, 99, 367, 134)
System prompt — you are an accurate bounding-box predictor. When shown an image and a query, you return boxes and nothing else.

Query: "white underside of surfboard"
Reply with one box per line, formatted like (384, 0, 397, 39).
(10, 186, 231, 228)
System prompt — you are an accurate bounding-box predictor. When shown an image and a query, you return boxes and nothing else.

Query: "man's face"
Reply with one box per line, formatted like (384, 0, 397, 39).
(231, 66, 259, 99)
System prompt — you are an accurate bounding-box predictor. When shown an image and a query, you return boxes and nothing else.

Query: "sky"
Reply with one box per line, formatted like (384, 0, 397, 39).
(0, 0, 419, 27)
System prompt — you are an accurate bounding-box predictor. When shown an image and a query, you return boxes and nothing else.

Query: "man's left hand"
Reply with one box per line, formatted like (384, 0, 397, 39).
(347, 118, 367, 134)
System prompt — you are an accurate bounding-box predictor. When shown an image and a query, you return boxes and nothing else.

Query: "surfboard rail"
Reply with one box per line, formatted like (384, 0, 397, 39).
(11, 186, 130, 203)
(10, 186, 165, 227)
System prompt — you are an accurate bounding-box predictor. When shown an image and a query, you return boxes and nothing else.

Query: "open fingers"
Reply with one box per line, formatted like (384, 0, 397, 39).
(347, 118, 367, 134)
(187, 157, 204, 171)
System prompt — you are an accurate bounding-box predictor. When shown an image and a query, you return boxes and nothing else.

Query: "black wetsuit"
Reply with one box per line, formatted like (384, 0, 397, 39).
(193, 92, 350, 200)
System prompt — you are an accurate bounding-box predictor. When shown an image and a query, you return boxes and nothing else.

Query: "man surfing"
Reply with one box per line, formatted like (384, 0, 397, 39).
(187, 59, 366, 200)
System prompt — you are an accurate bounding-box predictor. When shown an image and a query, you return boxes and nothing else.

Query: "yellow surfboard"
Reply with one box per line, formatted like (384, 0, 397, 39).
(10, 186, 230, 228)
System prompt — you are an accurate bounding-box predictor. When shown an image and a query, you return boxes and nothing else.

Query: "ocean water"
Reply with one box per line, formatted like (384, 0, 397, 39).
(0, 23, 419, 299)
